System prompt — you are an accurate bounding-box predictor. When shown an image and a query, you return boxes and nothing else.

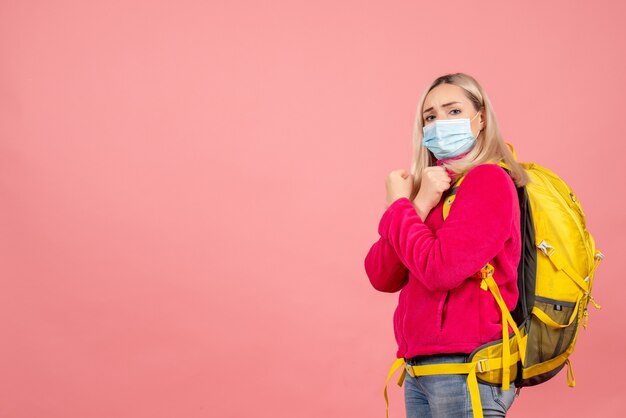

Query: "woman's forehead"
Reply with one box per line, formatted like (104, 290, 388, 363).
(424, 84, 470, 108)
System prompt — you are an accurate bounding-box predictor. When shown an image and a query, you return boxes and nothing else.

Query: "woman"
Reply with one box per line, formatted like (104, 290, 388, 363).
(364, 72, 530, 417)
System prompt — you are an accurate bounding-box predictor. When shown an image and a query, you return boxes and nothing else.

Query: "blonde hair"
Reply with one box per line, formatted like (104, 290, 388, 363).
(408, 72, 529, 201)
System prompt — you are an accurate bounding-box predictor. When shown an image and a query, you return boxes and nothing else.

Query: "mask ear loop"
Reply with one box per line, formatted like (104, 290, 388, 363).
(471, 110, 483, 140)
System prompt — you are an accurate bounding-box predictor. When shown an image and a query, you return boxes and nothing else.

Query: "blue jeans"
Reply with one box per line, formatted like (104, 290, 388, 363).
(404, 354, 516, 418)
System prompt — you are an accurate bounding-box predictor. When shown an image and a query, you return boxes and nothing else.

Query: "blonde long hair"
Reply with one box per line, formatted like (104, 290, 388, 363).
(408, 73, 529, 201)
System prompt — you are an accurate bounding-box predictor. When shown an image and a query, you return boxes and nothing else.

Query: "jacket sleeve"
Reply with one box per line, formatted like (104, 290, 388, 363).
(377, 164, 516, 292)
(364, 236, 409, 293)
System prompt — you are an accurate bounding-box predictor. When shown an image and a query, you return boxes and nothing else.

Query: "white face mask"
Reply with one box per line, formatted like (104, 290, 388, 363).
(422, 111, 482, 160)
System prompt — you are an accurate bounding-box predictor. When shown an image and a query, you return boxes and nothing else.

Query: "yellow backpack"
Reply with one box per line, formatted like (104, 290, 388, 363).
(383, 144, 604, 418)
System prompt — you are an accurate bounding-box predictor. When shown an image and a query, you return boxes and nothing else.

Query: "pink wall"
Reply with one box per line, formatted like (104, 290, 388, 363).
(0, 0, 622, 416)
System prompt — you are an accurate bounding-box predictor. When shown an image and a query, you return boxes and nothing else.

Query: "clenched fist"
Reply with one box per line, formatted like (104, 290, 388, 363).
(385, 169, 414, 208)
(413, 166, 452, 218)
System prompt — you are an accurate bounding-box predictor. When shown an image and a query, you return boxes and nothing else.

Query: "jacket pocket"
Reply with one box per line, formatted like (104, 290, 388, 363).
(438, 291, 450, 331)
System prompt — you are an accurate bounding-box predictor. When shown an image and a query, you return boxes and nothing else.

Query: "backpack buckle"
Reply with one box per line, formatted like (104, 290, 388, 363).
(595, 251, 605, 260)
(405, 363, 416, 378)
(537, 240, 555, 257)
(476, 359, 491, 373)
(480, 263, 494, 279)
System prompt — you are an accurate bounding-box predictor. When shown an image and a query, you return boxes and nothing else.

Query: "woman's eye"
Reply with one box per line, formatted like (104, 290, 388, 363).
(425, 109, 461, 122)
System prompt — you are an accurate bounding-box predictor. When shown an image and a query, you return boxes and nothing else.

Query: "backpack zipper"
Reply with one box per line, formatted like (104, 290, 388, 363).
(534, 170, 592, 272)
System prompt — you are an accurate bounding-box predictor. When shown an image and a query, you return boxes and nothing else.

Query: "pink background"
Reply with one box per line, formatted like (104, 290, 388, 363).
(0, 0, 623, 417)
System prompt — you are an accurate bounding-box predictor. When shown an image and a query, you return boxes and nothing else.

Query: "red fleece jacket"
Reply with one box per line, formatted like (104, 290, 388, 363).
(364, 162, 521, 358)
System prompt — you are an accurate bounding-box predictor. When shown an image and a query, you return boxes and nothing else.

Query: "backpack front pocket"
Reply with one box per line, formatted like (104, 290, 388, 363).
(525, 296, 579, 366)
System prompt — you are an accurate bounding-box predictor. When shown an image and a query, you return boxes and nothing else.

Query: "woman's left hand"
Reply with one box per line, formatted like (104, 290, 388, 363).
(385, 169, 414, 208)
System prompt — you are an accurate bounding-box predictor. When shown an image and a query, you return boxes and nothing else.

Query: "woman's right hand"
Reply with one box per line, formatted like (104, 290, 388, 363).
(412, 166, 452, 218)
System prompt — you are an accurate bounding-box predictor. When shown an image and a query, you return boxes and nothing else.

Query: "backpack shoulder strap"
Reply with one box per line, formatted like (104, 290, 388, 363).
(442, 175, 466, 220)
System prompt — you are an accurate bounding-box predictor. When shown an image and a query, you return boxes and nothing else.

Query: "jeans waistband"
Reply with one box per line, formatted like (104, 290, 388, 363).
(404, 352, 470, 365)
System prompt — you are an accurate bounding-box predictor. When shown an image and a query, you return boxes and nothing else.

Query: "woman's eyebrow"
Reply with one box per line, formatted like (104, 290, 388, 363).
(423, 101, 462, 114)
